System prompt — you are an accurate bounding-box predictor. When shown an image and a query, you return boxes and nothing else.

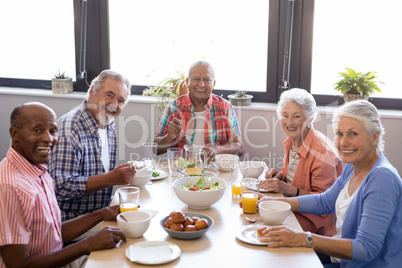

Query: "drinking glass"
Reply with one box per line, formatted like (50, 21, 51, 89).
(167, 148, 183, 178)
(230, 163, 248, 198)
(142, 142, 157, 170)
(241, 178, 261, 214)
(117, 186, 140, 213)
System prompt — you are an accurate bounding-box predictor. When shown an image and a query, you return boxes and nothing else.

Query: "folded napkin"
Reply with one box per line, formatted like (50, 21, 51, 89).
(129, 244, 172, 263)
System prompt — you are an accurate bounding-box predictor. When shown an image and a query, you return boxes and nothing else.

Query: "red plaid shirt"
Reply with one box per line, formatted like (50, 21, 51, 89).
(157, 94, 241, 149)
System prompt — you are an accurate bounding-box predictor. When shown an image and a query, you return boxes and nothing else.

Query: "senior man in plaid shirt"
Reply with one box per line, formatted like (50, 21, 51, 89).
(49, 70, 136, 224)
(154, 60, 244, 161)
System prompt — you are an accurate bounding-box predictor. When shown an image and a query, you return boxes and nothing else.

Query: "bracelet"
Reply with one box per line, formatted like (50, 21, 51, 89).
(295, 187, 300, 196)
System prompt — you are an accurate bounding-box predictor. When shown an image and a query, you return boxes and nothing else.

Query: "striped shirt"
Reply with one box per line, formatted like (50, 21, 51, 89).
(0, 148, 63, 268)
(157, 94, 241, 149)
(48, 101, 116, 221)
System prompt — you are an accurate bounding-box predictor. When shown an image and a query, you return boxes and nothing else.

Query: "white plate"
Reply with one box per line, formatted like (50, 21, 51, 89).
(151, 170, 167, 181)
(236, 225, 272, 246)
(125, 241, 181, 265)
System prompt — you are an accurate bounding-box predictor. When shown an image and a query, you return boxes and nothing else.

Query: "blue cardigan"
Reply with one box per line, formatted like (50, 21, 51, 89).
(299, 155, 402, 268)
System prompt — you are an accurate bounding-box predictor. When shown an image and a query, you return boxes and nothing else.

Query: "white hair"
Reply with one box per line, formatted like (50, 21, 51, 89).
(332, 100, 385, 154)
(277, 88, 318, 125)
(188, 60, 215, 80)
(85, 69, 131, 104)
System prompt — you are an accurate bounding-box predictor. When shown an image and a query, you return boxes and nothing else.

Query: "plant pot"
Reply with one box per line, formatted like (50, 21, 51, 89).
(228, 94, 253, 106)
(52, 78, 73, 94)
(343, 93, 369, 103)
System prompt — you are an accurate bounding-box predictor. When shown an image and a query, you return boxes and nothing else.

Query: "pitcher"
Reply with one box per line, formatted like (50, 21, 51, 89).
(183, 145, 207, 170)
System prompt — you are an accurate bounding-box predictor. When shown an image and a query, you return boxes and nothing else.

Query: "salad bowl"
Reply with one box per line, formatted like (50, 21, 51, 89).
(172, 176, 227, 209)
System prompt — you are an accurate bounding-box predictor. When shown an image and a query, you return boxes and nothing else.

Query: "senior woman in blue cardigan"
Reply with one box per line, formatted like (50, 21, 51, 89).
(257, 100, 401, 268)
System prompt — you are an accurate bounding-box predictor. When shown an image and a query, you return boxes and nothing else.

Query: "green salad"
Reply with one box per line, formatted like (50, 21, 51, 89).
(178, 177, 221, 192)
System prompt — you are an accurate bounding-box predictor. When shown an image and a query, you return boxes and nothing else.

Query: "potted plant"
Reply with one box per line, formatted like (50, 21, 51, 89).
(334, 68, 382, 102)
(143, 71, 188, 113)
(228, 90, 253, 106)
(51, 70, 73, 94)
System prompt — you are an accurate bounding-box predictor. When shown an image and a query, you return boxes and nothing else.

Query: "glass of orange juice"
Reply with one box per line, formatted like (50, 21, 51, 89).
(230, 163, 248, 198)
(117, 186, 140, 213)
(241, 178, 261, 214)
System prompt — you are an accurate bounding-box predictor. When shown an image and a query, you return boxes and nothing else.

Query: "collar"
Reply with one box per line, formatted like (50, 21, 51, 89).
(80, 100, 103, 134)
(284, 127, 316, 159)
(7, 147, 48, 180)
(298, 127, 316, 158)
(185, 93, 214, 110)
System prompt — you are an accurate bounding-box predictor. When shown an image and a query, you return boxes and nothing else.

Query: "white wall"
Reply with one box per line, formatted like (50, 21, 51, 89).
(1, 88, 401, 177)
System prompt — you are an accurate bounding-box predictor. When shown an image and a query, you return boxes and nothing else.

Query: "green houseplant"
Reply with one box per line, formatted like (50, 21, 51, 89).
(334, 68, 382, 102)
(228, 90, 253, 106)
(143, 71, 188, 113)
(51, 70, 73, 94)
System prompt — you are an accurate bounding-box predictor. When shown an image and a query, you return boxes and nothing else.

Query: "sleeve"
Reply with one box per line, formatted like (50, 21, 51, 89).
(157, 102, 174, 136)
(227, 104, 241, 137)
(309, 150, 342, 194)
(351, 168, 401, 261)
(299, 166, 350, 215)
(49, 134, 88, 202)
(0, 184, 30, 246)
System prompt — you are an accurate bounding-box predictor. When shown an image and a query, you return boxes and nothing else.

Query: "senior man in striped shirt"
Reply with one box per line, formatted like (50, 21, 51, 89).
(154, 60, 244, 160)
(0, 102, 126, 268)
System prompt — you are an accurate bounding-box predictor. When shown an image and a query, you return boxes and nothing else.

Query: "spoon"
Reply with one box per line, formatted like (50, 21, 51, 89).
(174, 167, 188, 176)
(120, 215, 128, 222)
(245, 217, 262, 223)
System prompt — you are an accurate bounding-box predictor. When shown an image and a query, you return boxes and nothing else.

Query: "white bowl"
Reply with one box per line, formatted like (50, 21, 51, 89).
(242, 161, 265, 178)
(172, 176, 227, 209)
(215, 154, 239, 172)
(258, 200, 291, 225)
(130, 168, 152, 188)
(117, 211, 152, 238)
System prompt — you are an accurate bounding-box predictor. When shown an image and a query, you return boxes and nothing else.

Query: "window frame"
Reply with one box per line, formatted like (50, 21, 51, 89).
(296, 0, 402, 110)
(1, 0, 401, 110)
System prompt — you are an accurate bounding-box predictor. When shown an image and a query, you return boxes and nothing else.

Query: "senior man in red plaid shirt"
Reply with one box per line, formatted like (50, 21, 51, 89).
(154, 60, 244, 161)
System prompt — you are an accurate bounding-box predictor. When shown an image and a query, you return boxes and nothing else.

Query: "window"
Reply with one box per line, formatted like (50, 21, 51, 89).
(311, 0, 402, 100)
(109, 0, 270, 94)
(1, 0, 401, 110)
(0, 0, 76, 87)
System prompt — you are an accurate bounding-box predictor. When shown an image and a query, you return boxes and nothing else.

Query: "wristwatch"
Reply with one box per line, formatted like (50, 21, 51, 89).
(306, 231, 313, 247)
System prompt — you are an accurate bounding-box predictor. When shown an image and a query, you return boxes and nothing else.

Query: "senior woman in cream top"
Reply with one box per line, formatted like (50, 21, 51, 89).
(258, 100, 402, 267)
(260, 88, 343, 236)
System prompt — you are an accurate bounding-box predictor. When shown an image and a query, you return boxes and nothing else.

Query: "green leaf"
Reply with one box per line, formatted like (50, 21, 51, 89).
(333, 67, 382, 96)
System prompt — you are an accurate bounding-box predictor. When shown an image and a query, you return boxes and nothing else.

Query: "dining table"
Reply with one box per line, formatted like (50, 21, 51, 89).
(85, 162, 323, 267)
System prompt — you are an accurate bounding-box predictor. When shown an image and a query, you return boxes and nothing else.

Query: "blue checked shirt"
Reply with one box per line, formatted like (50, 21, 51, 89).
(48, 101, 117, 221)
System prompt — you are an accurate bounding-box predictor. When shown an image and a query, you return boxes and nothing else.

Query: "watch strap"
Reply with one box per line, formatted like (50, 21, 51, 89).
(306, 231, 313, 247)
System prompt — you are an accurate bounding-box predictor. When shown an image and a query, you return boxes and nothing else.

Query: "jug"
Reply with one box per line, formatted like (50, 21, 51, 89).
(183, 145, 207, 170)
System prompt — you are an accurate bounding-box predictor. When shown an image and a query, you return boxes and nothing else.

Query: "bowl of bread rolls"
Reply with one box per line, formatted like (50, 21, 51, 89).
(160, 210, 214, 240)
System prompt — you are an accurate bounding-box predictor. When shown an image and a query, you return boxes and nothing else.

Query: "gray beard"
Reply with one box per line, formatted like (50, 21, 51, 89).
(97, 113, 115, 126)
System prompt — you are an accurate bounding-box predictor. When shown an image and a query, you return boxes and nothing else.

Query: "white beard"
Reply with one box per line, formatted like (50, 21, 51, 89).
(97, 112, 115, 126)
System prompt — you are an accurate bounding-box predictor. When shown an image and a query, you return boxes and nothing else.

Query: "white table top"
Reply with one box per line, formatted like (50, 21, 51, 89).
(85, 164, 323, 267)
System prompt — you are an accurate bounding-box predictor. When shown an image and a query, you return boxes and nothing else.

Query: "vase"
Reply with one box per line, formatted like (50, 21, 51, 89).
(228, 94, 253, 106)
(51, 78, 73, 94)
(343, 93, 369, 103)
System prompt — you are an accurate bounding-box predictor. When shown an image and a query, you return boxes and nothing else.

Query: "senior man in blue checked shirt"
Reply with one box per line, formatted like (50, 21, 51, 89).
(49, 70, 136, 226)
